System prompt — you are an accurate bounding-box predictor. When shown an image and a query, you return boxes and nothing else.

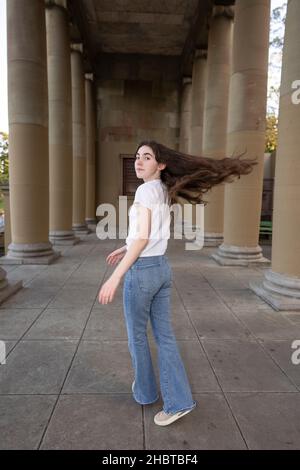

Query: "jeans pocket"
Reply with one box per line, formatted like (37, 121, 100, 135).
(136, 265, 160, 292)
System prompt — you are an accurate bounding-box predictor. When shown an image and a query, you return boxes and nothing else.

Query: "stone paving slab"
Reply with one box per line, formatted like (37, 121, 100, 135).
(0, 395, 57, 450)
(23, 307, 91, 340)
(143, 393, 247, 450)
(0, 340, 78, 394)
(40, 394, 144, 450)
(0, 235, 299, 449)
(226, 392, 300, 449)
(0, 308, 43, 340)
(257, 339, 300, 389)
(201, 338, 298, 392)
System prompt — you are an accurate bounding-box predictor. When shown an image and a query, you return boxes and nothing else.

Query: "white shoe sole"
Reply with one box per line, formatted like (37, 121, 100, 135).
(154, 407, 194, 426)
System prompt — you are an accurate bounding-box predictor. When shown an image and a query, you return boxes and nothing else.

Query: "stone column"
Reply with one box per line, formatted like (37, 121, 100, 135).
(85, 73, 97, 228)
(71, 43, 90, 235)
(212, 0, 270, 266)
(250, 0, 300, 310)
(0, 0, 60, 264)
(202, 5, 234, 246)
(179, 77, 192, 153)
(190, 49, 207, 156)
(46, 0, 78, 245)
(177, 77, 193, 236)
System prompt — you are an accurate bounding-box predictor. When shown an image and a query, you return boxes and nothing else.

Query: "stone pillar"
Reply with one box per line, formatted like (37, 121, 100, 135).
(71, 43, 90, 235)
(202, 5, 234, 246)
(179, 77, 192, 153)
(177, 77, 193, 236)
(190, 49, 207, 156)
(212, 0, 270, 266)
(0, 0, 60, 264)
(46, 0, 78, 245)
(85, 73, 97, 228)
(250, 0, 300, 310)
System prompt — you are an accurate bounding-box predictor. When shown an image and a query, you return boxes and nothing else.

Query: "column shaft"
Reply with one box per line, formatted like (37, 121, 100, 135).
(190, 49, 207, 156)
(85, 74, 96, 227)
(1, 0, 59, 264)
(202, 7, 234, 246)
(250, 0, 300, 310)
(46, 2, 78, 245)
(179, 77, 192, 153)
(212, 0, 270, 266)
(71, 45, 89, 234)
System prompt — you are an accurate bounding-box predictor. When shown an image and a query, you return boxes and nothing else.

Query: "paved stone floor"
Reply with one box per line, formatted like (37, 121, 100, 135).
(0, 234, 300, 450)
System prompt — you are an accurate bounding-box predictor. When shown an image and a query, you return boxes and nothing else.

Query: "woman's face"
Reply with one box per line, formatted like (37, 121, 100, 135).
(134, 145, 166, 182)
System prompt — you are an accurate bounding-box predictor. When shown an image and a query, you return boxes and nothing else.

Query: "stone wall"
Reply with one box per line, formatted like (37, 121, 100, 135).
(96, 76, 180, 227)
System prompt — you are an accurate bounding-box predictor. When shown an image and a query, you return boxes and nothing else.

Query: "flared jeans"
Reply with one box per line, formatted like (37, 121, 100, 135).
(122, 254, 196, 414)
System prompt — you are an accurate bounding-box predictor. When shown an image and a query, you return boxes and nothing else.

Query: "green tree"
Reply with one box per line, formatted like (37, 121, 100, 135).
(265, 114, 278, 153)
(0, 132, 9, 184)
(269, 3, 287, 49)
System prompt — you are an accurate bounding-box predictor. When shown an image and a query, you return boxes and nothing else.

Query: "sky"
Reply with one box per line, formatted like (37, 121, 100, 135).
(0, 0, 287, 134)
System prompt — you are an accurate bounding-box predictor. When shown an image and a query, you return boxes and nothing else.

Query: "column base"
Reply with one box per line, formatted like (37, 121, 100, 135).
(49, 231, 80, 245)
(85, 219, 97, 232)
(72, 223, 91, 235)
(0, 267, 23, 304)
(180, 224, 204, 244)
(250, 270, 300, 311)
(211, 243, 271, 266)
(0, 242, 61, 265)
(204, 231, 224, 247)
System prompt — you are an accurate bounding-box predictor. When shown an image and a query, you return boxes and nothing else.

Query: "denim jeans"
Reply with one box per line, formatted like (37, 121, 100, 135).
(123, 254, 196, 414)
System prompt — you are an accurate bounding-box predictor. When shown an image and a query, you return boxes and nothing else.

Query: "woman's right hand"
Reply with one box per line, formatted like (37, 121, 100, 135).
(106, 247, 126, 266)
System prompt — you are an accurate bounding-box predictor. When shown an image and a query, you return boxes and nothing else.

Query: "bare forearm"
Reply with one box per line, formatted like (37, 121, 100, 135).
(112, 239, 148, 279)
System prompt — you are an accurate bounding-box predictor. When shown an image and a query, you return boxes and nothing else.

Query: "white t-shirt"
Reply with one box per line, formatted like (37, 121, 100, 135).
(126, 179, 171, 257)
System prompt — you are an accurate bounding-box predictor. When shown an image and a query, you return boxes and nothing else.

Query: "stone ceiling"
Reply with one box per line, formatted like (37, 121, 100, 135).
(68, 0, 235, 76)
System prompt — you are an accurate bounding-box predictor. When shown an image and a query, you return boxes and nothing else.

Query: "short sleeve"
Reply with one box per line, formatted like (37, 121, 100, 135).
(134, 184, 154, 210)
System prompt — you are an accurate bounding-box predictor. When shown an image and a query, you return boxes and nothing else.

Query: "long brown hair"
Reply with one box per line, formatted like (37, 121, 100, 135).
(134, 140, 258, 206)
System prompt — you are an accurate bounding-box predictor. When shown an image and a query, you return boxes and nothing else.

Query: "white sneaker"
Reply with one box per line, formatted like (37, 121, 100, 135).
(154, 407, 194, 426)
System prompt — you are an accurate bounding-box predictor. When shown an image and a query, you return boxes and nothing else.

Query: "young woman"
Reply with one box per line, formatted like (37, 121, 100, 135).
(98, 140, 257, 426)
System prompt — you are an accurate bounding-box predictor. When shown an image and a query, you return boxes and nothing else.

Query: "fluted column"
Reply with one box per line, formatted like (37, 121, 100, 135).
(190, 49, 207, 156)
(179, 77, 192, 153)
(202, 5, 234, 246)
(46, 0, 78, 245)
(212, 0, 270, 266)
(71, 43, 90, 235)
(85, 73, 97, 229)
(250, 0, 300, 310)
(0, 0, 60, 264)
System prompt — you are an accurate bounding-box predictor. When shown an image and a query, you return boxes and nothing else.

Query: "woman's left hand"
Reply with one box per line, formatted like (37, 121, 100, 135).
(98, 274, 121, 304)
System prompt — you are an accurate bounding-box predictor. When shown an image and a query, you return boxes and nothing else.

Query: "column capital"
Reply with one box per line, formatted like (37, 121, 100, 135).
(212, 5, 234, 19)
(194, 48, 207, 60)
(85, 73, 94, 81)
(70, 43, 83, 54)
(45, 0, 67, 10)
(182, 76, 192, 86)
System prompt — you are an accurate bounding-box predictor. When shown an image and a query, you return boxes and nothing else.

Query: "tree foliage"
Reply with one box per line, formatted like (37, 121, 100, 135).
(265, 114, 278, 153)
(0, 132, 9, 184)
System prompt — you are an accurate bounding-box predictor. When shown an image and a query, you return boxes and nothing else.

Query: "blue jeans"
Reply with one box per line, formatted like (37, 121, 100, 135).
(123, 254, 196, 414)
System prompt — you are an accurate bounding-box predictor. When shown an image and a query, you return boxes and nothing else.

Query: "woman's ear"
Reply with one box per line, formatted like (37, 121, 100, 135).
(159, 163, 166, 171)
